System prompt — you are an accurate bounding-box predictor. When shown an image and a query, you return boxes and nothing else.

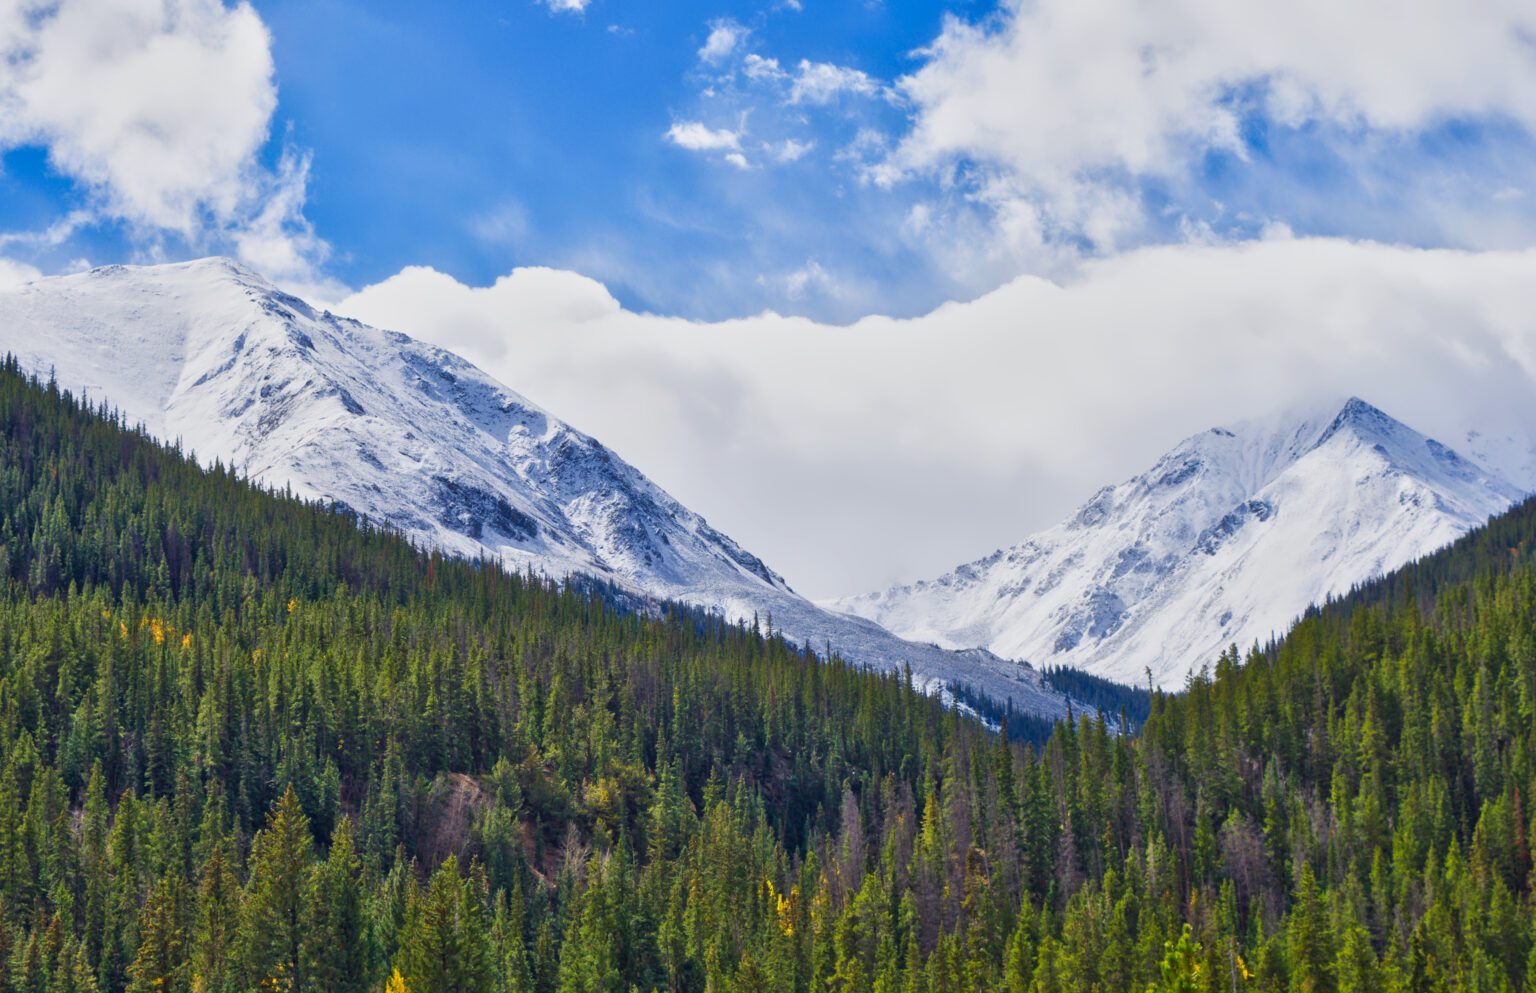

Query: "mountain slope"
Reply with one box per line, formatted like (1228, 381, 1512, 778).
(1, 303, 1532, 993)
(0, 258, 1066, 717)
(832, 398, 1522, 688)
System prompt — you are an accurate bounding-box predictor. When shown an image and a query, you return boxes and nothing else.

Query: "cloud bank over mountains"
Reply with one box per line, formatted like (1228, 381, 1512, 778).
(339, 237, 1536, 598)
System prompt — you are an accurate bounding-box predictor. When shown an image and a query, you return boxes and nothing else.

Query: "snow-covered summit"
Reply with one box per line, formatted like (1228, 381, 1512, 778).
(831, 397, 1522, 689)
(0, 258, 1069, 718)
(0, 257, 784, 589)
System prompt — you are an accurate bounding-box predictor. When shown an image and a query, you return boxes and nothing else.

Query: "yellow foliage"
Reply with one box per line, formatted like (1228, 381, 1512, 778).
(181, 633, 193, 650)
(287, 597, 299, 614)
(765, 878, 797, 937)
(384, 968, 410, 993)
(583, 777, 624, 827)
(132, 615, 182, 646)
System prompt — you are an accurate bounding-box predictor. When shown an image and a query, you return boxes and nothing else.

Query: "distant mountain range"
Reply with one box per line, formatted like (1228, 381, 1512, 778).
(831, 398, 1524, 688)
(0, 258, 1069, 718)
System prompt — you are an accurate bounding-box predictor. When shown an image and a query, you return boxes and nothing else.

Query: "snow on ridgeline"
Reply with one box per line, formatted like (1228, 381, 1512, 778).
(0, 258, 1070, 720)
(830, 398, 1524, 690)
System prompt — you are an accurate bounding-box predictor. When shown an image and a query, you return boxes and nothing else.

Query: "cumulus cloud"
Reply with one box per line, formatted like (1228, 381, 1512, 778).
(773, 138, 814, 163)
(887, 0, 1536, 248)
(698, 20, 747, 64)
(789, 60, 884, 105)
(732, 52, 887, 107)
(540, 0, 591, 13)
(742, 54, 787, 84)
(664, 120, 745, 161)
(0, 0, 275, 232)
(672, 30, 896, 184)
(338, 238, 1536, 599)
(0, 0, 323, 281)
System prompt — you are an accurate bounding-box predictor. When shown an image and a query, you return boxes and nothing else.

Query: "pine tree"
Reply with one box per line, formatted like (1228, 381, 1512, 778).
(1287, 867, 1336, 993)
(302, 818, 371, 993)
(1333, 922, 1377, 993)
(127, 874, 191, 993)
(239, 786, 313, 992)
(191, 842, 240, 993)
(1147, 925, 1202, 993)
(555, 855, 623, 993)
(395, 856, 495, 993)
(492, 881, 535, 993)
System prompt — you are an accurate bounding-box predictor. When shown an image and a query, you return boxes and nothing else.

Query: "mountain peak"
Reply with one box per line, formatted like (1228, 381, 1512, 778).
(834, 396, 1520, 688)
(1319, 395, 1396, 441)
(0, 257, 1073, 720)
(83, 255, 267, 287)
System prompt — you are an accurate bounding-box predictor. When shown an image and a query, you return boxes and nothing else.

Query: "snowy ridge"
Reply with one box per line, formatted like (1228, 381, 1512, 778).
(1462, 428, 1536, 496)
(832, 398, 1523, 689)
(0, 259, 1068, 719)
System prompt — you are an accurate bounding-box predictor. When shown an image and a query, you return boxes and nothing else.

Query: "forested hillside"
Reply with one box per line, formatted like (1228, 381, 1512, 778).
(0, 356, 1531, 993)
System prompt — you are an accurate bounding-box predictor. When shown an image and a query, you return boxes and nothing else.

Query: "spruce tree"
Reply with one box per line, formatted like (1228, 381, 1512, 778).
(301, 818, 371, 993)
(238, 786, 313, 992)
(395, 856, 495, 993)
(126, 874, 190, 993)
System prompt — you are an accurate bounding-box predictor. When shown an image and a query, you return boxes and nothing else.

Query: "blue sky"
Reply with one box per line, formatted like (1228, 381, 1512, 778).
(4, 0, 998, 319)
(255, 0, 948, 316)
(5, 0, 1534, 323)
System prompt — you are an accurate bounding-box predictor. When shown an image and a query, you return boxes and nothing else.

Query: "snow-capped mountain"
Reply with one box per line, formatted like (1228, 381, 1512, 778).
(0, 258, 1068, 718)
(1463, 428, 1536, 496)
(831, 399, 1524, 689)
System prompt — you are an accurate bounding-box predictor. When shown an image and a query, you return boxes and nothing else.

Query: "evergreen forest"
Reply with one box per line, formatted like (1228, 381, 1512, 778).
(0, 357, 1532, 993)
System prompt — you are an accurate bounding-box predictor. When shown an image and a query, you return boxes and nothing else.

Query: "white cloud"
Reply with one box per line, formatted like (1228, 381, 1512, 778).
(735, 53, 886, 105)
(889, 0, 1536, 241)
(0, 210, 94, 251)
(470, 200, 532, 246)
(0, 258, 43, 289)
(540, 0, 591, 13)
(757, 259, 841, 301)
(789, 60, 883, 105)
(773, 138, 814, 163)
(698, 20, 747, 64)
(664, 121, 743, 152)
(743, 54, 787, 83)
(0, 0, 323, 281)
(229, 148, 331, 288)
(338, 238, 1536, 599)
(784, 260, 831, 299)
